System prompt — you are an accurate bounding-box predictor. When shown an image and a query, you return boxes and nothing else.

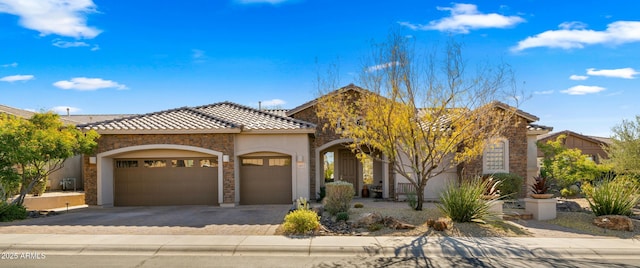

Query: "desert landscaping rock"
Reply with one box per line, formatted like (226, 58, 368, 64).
(557, 200, 583, 212)
(593, 215, 634, 232)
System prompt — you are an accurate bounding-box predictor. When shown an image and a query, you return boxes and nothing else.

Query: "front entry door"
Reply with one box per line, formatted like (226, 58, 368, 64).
(338, 149, 358, 195)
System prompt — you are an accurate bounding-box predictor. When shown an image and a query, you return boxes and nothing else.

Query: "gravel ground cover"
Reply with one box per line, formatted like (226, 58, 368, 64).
(306, 198, 640, 238)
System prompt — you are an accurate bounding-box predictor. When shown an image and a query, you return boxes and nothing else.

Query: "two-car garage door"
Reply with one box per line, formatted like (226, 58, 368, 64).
(114, 157, 218, 206)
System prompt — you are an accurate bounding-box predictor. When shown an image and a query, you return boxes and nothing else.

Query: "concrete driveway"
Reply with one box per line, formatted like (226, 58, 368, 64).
(0, 205, 290, 235)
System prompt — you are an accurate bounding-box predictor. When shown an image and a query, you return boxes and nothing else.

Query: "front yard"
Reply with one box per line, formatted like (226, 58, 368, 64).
(293, 198, 640, 239)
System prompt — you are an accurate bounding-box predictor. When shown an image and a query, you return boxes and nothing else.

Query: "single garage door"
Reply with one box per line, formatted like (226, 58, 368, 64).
(240, 155, 292, 205)
(114, 157, 218, 206)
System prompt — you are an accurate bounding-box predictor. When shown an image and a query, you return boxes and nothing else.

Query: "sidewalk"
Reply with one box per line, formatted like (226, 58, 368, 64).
(1, 234, 639, 259)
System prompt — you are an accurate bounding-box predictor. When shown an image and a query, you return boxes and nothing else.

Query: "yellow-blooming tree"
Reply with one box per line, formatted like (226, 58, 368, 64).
(317, 33, 521, 210)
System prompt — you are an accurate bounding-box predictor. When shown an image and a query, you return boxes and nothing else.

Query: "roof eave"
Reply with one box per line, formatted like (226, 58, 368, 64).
(239, 129, 316, 134)
(81, 128, 242, 135)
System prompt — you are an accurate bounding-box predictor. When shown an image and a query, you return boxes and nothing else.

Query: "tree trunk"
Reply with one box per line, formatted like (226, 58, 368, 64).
(415, 185, 425, 211)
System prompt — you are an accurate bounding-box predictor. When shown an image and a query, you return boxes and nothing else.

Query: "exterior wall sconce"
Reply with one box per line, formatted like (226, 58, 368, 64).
(297, 155, 304, 162)
(223, 155, 229, 162)
(89, 157, 97, 164)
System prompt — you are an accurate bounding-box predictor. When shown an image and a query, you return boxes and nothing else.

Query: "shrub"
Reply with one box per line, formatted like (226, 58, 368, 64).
(353, 202, 364, 208)
(491, 173, 523, 199)
(437, 177, 492, 223)
(560, 185, 580, 198)
(406, 191, 418, 209)
(336, 211, 349, 222)
(323, 181, 355, 215)
(584, 179, 640, 216)
(0, 202, 27, 222)
(282, 209, 320, 235)
(368, 222, 383, 232)
(317, 186, 326, 202)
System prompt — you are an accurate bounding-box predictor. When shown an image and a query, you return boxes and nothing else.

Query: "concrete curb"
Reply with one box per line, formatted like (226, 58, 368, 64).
(1, 234, 639, 259)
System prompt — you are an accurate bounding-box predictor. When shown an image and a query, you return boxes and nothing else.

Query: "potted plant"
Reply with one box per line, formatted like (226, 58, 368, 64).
(530, 176, 553, 199)
(525, 175, 557, 220)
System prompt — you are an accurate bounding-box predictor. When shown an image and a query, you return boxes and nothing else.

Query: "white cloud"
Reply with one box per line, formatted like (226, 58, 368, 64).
(586, 68, 639, 79)
(513, 21, 640, 51)
(399, 3, 525, 34)
(52, 40, 89, 48)
(90, 44, 99, 51)
(366, 61, 399, 72)
(0, 0, 101, 38)
(53, 77, 127, 91)
(1, 62, 18, 68)
(560, 85, 606, 95)
(569, 75, 588, 81)
(261, 99, 286, 107)
(534, 90, 554, 95)
(0, 74, 34, 82)
(235, 0, 292, 4)
(51, 106, 80, 114)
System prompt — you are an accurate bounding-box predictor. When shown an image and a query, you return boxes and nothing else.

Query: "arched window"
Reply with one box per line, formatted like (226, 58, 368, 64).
(483, 137, 509, 174)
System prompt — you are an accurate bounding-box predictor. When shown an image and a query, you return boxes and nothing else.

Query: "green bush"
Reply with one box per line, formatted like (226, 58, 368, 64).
(584, 179, 640, 216)
(491, 173, 523, 199)
(368, 222, 383, 232)
(353, 202, 364, 208)
(323, 181, 355, 215)
(560, 185, 581, 198)
(406, 191, 418, 209)
(1, 173, 21, 201)
(0, 202, 27, 222)
(282, 209, 320, 235)
(437, 177, 492, 223)
(336, 211, 349, 221)
(317, 186, 326, 202)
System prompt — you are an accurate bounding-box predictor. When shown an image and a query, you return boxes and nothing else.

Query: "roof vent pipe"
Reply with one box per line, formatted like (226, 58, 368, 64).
(258, 101, 262, 110)
(66, 107, 70, 117)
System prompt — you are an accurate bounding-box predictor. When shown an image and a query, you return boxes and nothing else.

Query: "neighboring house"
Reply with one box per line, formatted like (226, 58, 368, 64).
(537, 130, 611, 164)
(77, 84, 552, 207)
(0, 104, 128, 191)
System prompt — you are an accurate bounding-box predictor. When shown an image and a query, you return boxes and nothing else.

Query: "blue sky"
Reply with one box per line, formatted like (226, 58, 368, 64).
(1, 0, 639, 137)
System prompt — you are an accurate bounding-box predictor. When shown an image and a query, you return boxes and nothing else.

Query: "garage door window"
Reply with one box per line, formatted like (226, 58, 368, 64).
(171, 159, 195, 168)
(199, 158, 218, 168)
(242, 159, 263, 166)
(269, 158, 291, 166)
(116, 160, 138, 168)
(144, 160, 166, 168)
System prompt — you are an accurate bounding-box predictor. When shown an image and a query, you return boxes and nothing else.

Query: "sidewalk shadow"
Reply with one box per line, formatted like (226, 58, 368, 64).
(314, 235, 637, 267)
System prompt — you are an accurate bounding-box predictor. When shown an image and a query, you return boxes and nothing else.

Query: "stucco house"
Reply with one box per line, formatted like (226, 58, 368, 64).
(78, 85, 552, 207)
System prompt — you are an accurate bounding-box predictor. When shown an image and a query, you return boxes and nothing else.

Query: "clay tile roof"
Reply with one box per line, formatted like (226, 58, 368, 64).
(527, 123, 553, 132)
(78, 102, 316, 134)
(194, 102, 316, 131)
(77, 106, 238, 133)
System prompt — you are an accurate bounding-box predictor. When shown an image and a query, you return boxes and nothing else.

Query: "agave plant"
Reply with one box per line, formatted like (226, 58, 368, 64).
(530, 176, 550, 194)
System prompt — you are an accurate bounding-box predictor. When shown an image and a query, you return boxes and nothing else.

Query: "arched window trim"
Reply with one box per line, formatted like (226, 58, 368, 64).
(483, 137, 509, 174)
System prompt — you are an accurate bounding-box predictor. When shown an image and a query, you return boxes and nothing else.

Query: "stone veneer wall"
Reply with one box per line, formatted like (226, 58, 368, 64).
(82, 133, 235, 205)
(463, 115, 529, 197)
(289, 105, 344, 199)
